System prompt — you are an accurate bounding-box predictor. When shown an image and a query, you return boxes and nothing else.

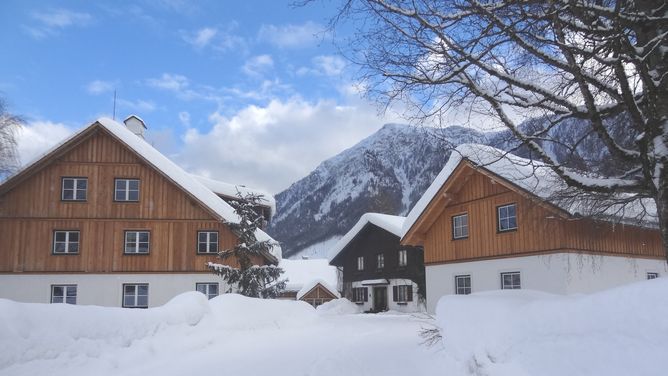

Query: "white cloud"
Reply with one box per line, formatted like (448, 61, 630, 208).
(178, 111, 191, 126)
(175, 96, 395, 193)
(297, 55, 346, 77)
(15, 121, 76, 165)
(25, 8, 92, 39)
(242, 55, 274, 77)
(182, 27, 218, 49)
(146, 73, 190, 91)
(117, 98, 156, 113)
(258, 21, 323, 48)
(85, 80, 115, 95)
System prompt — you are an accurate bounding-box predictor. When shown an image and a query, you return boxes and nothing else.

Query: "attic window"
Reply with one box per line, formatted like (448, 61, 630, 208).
(115, 179, 140, 201)
(497, 203, 517, 232)
(357, 256, 364, 271)
(452, 213, 469, 239)
(61, 177, 87, 201)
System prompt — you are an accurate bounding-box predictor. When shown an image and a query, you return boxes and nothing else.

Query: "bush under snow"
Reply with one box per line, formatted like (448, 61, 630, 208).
(316, 298, 362, 315)
(436, 278, 668, 376)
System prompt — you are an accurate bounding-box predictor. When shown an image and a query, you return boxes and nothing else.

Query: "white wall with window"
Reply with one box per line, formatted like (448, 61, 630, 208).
(350, 279, 423, 313)
(51, 285, 77, 304)
(196, 282, 219, 299)
(0, 274, 232, 308)
(424, 253, 668, 313)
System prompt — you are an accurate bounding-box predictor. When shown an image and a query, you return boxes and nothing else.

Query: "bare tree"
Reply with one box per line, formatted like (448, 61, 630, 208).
(0, 97, 23, 178)
(324, 0, 668, 257)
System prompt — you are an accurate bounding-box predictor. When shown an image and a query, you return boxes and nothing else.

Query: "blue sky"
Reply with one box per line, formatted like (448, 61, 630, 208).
(0, 0, 401, 193)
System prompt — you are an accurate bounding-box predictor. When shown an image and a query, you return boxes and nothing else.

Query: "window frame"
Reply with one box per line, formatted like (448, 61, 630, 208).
(376, 253, 385, 270)
(356, 256, 364, 271)
(352, 287, 368, 303)
(500, 271, 522, 289)
(452, 213, 469, 240)
(61, 177, 88, 201)
(497, 203, 518, 233)
(51, 284, 77, 304)
(196, 282, 219, 299)
(113, 178, 140, 202)
(52, 230, 81, 255)
(397, 285, 408, 302)
(122, 283, 149, 308)
(398, 249, 408, 267)
(123, 230, 151, 255)
(455, 275, 472, 295)
(197, 231, 219, 254)
(647, 272, 659, 280)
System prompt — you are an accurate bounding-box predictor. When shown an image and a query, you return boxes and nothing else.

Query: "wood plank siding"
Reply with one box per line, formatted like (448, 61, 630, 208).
(403, 162, 664, 265)
(0, 127, 248, 273)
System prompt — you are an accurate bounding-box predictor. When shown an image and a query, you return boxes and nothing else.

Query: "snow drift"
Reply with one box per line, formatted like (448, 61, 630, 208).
(436, 278, 668, 376)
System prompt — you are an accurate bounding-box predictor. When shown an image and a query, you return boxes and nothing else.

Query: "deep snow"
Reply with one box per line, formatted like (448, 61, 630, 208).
(1, 279, 666, 376)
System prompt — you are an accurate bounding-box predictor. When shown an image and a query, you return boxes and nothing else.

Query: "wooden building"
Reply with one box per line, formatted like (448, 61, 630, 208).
(329, 213, 424, 313)
(0, 116, 280, 308)
(401, 144, 667, 312)
(296, 280, 340, 308)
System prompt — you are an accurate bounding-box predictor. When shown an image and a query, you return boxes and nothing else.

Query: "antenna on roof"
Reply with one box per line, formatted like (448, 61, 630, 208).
(113, 90, 117, 120)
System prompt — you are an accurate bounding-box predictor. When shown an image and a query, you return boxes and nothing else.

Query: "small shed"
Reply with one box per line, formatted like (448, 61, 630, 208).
(296, 279, 341, 308)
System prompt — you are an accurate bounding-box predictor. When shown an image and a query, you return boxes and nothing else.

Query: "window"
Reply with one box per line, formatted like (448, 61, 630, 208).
(393, 285, 413, 303)
(455, 275, 471, 295)
(497, 204, 518, 232)
(51, 285, 77, 304)
(53, 230, 80, 254)
(196, 283, 219, 299)
(357, 256, 364, 271)
(123, 283, 149, 308)
(452, 213, 469, 239)
(647, 272, 659, 280)
(398, 249, 408, 267)
(61, 177, 87, 201)
(197, 231, 219, 254)
(376, 253, 385, 269)
(114, 179, 140, 201)
(352, 287, 368, 303)
(501, 272, 521, 289)
(124, 231, 150, 254)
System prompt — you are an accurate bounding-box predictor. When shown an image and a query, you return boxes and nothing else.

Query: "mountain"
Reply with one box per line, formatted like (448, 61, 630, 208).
(266, 123, 488, 258)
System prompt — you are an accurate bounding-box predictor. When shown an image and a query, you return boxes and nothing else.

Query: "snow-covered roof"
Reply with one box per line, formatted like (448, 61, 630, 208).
(327, 213, 406, 262)
(192, 175, 276, 217)
(402, 143, 658, 238)
(1, 118, 281, 261)
(296, 279, 341, 300)
(360, 279, 389, 285)
(279, 258, 338, 292)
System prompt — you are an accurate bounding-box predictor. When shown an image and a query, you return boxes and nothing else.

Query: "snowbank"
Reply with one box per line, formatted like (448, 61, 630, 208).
(208, 294, 317, 330)
(436, 278, 668, 376)
(0, 292, 210, 368)
(316, 298, 362, 315)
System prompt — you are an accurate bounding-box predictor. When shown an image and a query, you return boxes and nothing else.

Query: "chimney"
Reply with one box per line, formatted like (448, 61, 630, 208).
(123, 115, 147, 138)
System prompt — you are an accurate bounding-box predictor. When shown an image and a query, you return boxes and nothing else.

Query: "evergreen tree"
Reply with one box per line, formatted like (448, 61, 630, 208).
(207, 192, 286, 298)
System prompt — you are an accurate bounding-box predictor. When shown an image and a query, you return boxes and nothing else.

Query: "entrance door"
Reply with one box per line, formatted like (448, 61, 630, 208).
(373, 286, 388, 312)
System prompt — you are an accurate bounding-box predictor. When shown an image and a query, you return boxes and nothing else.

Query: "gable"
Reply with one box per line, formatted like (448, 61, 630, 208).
(330, 223, 400, 266)
(0, 128, 217, 221)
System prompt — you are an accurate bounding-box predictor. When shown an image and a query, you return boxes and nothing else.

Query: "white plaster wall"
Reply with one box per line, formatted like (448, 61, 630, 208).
(351, 278, 422, 313)
(0, 274, 230, 307)
(425, 253, 668, 313)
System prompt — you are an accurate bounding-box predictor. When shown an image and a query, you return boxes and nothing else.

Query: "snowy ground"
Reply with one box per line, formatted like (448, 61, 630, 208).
(1, 278, 666, 376)
(0, 295, 439, 376)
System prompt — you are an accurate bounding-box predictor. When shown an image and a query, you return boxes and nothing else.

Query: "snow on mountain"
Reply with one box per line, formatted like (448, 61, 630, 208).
(267, 123, 487, 258)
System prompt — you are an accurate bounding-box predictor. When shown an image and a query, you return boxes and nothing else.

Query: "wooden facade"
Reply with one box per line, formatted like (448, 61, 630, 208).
(0, 124, 269, 274)
(299, 283, 338, 308)
(402, 161, 664, 265)
(330, 223, 425, 299)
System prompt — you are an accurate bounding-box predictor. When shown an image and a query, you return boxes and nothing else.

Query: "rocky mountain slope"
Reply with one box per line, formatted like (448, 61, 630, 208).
(266, 123, 488, 258)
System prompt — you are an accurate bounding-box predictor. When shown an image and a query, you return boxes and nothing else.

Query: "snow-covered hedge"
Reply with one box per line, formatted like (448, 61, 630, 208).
(436, 278, 668, 375)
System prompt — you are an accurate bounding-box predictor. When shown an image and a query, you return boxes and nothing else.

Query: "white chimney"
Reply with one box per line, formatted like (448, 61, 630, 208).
(123, 115, 147, 138)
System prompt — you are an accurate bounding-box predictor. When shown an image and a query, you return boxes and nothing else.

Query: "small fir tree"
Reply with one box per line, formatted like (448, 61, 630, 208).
(207, 192, 286, 298)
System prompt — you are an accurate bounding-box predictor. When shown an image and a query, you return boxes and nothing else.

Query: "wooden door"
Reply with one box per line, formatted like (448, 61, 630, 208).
(373, 286, 388, 312)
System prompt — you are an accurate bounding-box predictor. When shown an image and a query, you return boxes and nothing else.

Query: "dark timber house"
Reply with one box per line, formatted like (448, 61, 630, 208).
(328, 213, 424, 312)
